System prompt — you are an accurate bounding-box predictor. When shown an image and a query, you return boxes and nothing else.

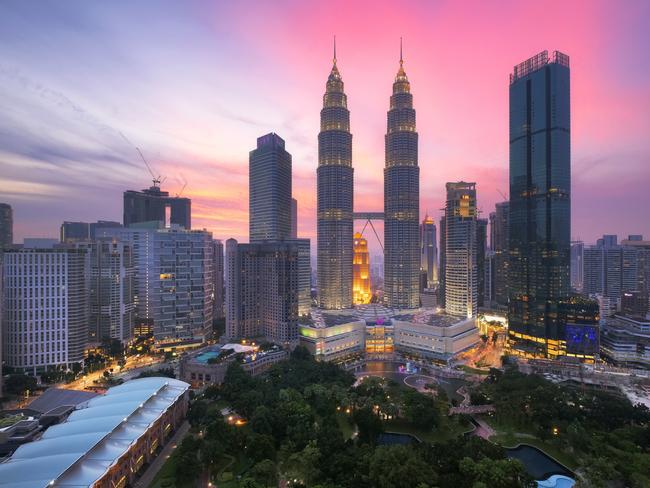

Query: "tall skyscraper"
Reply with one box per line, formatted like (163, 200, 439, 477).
(489, 201, 509, 306)
(443, 182, 478, 318)
(476, 218, 488, 307)
(438, 216, 446, 308)
(3, 243, 88, 373)
(212, 239, 225, 320)
(317, 41, 353, 309)
(384, 41, 420, 310)
(353, 232, 371, 304)
(226, 238, 304, 343)
(570, 241, 584, 292)
(249, 133, 292, 242)
(420, 215, 438, 291)
(0, 203, 13, 250)
(508, 50, 571, 358)
(123, 185, 191, 229)
(290, 198, 298, 239)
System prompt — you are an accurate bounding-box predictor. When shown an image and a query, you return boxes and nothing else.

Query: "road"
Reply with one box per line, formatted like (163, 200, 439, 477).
(133, 420, 190, 488)
(61, 355, 164, 391)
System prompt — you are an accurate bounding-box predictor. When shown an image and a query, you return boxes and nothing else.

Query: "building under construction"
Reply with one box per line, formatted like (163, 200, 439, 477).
(123, 185, 191, 229)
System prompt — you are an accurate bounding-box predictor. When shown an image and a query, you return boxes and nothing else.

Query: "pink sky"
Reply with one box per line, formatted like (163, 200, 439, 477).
(1, 0, 648, 253)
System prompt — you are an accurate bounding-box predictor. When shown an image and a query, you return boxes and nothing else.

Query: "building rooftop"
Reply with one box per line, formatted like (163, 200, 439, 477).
(393, 309, 469, 327)
(0, 377, 189, 488)
(510, 50, 570, 84)
(26, 388, 98, 415)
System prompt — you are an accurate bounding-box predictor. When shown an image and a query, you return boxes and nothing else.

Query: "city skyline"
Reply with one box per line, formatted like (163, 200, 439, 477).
(2, 1, 649, 252)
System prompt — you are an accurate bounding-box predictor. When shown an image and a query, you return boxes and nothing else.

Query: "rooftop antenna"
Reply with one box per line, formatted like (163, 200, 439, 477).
(400, 36, 403, 66)
(333, 35, 337, 64)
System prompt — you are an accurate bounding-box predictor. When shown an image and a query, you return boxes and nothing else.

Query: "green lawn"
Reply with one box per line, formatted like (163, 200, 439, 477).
(385, 416, 471, 443)
(149, 451, 178, 488)
(478, 415, 578, 470)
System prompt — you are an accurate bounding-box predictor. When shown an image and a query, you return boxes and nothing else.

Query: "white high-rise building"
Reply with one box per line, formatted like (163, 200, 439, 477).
(98, 224, 214, 344)
(2, 243, 88, 373)
(443, 182, 478, 318)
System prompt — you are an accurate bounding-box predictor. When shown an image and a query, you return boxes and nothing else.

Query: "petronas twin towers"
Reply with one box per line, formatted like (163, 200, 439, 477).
(317, 40, 420, 310)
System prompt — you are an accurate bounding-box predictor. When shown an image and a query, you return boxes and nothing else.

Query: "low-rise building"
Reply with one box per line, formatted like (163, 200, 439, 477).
(0, 377, 189, 488)
(600, 315, 650, 368)
(299, 312, 366, 362)
(179, 343, 288, 388)
(393, 311, 479, 362)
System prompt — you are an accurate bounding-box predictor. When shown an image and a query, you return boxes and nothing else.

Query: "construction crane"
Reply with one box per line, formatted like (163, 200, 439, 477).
(176, 182, 187, 198)
(496, 188, 508, 201)
(135, 147, 162, 188)
(119, 131, 164, 187)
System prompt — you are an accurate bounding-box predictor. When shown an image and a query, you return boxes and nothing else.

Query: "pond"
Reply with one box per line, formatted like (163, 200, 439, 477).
(357, 360, 467, 402)
(377, 432, 419, 445)
(505, 444, 574, 483)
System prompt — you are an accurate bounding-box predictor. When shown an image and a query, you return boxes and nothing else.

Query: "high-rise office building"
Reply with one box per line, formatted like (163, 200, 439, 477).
(212, 239, 225, 320)
(60, 220, 122, 243)
(384, 43, 420, 310)
(353, 232, 371, 304)
(438, 216, 446, 308)
(98, 224, 213, 344)
(508, 50, 571, 358)
(570, 241, 584, 293)
(443, 182, 478, 318)
(420, 215, 438, 291)
(0, 203, 13, 250)
(476, 218, 488, 307)
(620, 236, 650, 304)
(249, 133, 292, 242)
(86, 238, 135, 343)
(123, 185, 191, 229)
(489, 201, 509, 306)
(317, 43, 353, 310)
(226, 238, 305, 343)
(583, 237, 640, 303)
(3, 243, 88, 373)
(290, 198, 298, 239)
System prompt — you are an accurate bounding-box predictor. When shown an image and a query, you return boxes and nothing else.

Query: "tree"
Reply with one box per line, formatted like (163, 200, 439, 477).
(249, 459, 278, 487)
(246, 433, 276, 463)
(4, 374, 37, 395)
(402, 390, 439, 430)
(353, 407, 383, 445)
(368, 445, 437, 488)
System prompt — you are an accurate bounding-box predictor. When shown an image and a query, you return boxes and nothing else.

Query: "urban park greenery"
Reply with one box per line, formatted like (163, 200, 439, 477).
(158, 347, 533, 488)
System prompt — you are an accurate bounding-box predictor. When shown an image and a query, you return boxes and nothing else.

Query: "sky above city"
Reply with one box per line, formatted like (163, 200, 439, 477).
(1, 0, 649, 254)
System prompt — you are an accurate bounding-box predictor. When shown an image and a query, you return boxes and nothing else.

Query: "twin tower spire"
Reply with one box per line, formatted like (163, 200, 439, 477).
(317, 37, 420, 311)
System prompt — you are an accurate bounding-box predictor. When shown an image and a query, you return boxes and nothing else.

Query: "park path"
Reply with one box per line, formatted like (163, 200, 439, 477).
(134, 421, 190, 488)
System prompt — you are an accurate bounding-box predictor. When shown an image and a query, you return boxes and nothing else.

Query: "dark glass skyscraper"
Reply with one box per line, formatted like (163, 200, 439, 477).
(384, 43, 420, 310)
(317, 44, 353, 309)
(508, 50, 571, 358)
(420, 215, 438, 290)
(489, 201, 510, 306)
(123, 185, 191, 229)
(249, 133, 292, 242)
(0, 203, 13, 250)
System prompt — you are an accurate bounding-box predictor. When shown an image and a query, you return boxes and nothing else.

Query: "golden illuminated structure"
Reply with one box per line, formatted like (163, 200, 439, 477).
(353, 232, 371, 304)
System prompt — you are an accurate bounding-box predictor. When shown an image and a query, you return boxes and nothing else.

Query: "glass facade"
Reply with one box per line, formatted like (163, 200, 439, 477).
(507, 50, 571, 358)
(317, 55, 354, 309)
(384, 54, 420, 309)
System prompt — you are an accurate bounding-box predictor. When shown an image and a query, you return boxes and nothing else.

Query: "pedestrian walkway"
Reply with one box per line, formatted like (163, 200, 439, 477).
(134, 420, 190, 488)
